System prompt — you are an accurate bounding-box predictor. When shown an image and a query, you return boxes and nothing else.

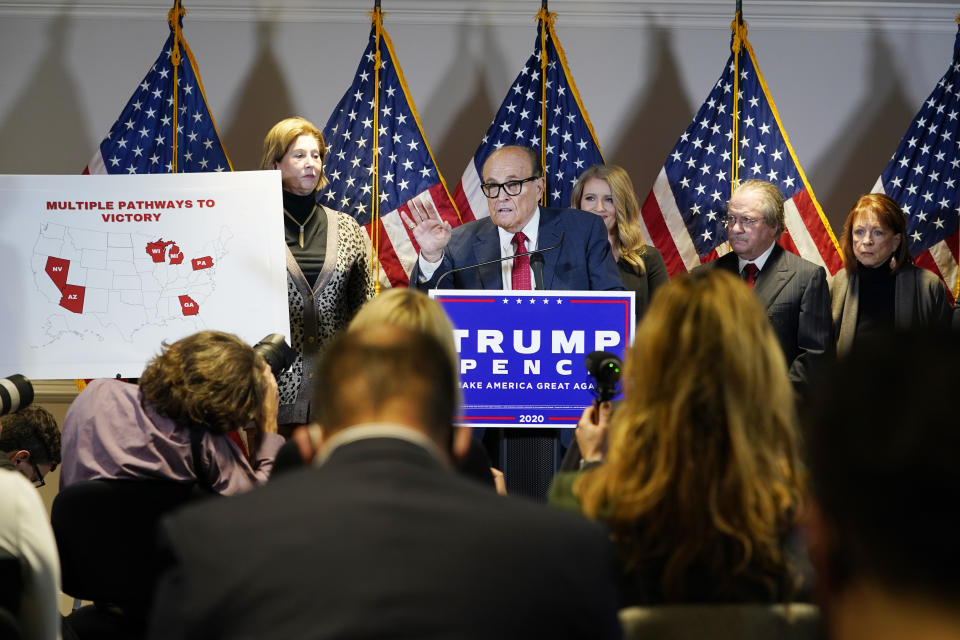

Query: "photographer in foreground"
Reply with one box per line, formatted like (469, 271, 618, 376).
(60, 330, 284, 495)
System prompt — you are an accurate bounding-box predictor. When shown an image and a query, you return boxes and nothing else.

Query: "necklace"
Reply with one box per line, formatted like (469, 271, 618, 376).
(284, 205, 319, 248)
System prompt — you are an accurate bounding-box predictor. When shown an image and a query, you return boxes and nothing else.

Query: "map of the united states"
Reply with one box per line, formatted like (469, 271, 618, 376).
(31, 222, 232, 342)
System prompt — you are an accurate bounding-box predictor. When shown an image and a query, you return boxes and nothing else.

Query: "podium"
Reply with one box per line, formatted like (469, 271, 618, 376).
(431, 289, 634, 501)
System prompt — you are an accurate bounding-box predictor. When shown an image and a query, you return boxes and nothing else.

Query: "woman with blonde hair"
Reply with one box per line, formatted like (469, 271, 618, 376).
(571, 164, 668, 321)
(261, 116, 375, 428)
(550, 269, 804, 604)
(275, 289, 505, 492)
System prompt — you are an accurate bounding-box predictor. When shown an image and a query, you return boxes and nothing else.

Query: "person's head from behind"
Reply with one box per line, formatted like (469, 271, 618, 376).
(804, 329, 960, 618)
(571, 164, 649, 272)
(348, 288, 458, 369)
(840, 193, 910, 273)
(261, 116, 328, 196)
(577, 269, 801, 600)
(0, 405, 61, 487)
(139, 330, 270, 434)
(348, 290, 476, 462)
(313, 326, 457, 455)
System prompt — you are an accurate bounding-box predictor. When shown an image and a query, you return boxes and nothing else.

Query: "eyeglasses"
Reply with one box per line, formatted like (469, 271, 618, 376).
(722, 214, 765, 228)
(480, 176, 539, 198)
(30, 460, 45, 488)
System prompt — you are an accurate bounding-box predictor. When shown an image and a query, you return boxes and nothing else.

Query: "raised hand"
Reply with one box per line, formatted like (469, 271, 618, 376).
(401, 195, 452, 263)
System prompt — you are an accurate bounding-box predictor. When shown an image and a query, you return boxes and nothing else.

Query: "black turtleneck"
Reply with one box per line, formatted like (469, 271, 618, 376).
(282, 190, 328, 286)
(855, 259, 896, 340)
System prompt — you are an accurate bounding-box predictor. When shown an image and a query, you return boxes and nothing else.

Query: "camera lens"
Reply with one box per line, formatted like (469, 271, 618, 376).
(0, 374, 34, 417)
(252, 334, 297, 377)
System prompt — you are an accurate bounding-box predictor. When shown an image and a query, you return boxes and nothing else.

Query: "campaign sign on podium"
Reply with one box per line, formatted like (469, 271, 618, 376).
(430, 290, 635, 429)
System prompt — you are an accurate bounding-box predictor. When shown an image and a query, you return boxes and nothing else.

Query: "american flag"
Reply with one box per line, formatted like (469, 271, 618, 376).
(322, 12, 461, 289)
(871, 23, 960, 302)
(84, 5, 231, 176)
(640, 20, 842, 277)
(453, 9, 603, 220)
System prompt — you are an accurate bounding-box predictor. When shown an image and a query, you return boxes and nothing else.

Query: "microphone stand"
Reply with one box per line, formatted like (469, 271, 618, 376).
(433, 231, 565, 290)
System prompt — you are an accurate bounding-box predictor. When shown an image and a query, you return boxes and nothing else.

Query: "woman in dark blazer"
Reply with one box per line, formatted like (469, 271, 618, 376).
(572, 165, 668, 322)
(831, 194, 952, 355)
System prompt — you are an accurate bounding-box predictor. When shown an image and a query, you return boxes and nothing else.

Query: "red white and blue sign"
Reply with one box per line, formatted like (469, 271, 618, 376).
(430, 290, 635, 429)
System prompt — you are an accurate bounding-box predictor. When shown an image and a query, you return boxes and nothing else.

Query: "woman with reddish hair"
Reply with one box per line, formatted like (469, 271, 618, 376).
(831, 193, 951, 355)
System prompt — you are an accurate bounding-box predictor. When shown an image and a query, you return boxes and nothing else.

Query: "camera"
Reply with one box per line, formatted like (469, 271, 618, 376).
(253, 334, 298, 377)
(584, 351, 622, 403)
(1, 374, 34, 417)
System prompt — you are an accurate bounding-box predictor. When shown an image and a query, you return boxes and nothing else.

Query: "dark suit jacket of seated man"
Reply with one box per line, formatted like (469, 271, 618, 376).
(147, 326, 622, 640)
(696, 179, 833, 394)
(403, 144, 625, 292)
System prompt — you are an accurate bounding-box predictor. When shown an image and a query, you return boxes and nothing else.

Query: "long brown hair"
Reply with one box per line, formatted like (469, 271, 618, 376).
(840, 193, 911, 273)
(575, 270, 802, 601)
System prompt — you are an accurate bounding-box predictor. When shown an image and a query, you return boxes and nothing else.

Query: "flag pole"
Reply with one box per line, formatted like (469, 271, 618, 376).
(538, 2, 550, 207)
(168, 0, 185, 173)
(370, 2, 383, 294)
(730, 3, 746, 191)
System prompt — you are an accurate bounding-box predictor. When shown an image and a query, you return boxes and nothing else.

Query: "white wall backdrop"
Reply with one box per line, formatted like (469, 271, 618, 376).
(0, 0, 957, 232)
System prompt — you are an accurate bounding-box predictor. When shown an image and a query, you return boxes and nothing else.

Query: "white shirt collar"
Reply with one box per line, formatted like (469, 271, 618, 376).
(737, 240, 776, 273)
(497, 206, 540, 256)
(495, 207, 540, 290)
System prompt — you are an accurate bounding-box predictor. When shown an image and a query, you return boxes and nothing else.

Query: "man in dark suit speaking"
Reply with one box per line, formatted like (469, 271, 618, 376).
(147, 326, 622, 639)
(403, 145, 624, 291)
(698, 179, 833, 393)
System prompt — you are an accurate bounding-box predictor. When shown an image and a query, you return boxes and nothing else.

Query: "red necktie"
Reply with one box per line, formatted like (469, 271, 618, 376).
(743, 263, 758, 289)
(511, 232, 531, 290)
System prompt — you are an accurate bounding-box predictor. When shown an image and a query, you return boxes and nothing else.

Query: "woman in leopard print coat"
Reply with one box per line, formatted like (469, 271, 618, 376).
(262, 117, 376, 425)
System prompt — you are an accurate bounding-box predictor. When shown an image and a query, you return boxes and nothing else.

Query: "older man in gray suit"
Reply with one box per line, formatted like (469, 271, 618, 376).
(698, 179, 833, 394)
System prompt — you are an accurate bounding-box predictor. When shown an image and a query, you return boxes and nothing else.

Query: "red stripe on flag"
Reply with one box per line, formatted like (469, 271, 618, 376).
(702, 248, 719, 263)
(791, 189, 843, 274)
(777, 232, 800, 256)
(452, 183, 477, 224)
(914, 250, 943, 280)
(429, 183, 464, 227)
(366, 220, 410, 287)
(945, 229, 959, 264)
(641, 190, 686, 276)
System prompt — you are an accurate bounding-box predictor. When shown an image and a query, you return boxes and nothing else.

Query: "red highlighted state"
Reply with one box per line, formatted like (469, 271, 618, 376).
(168, 244, 184, 265)
(178, 295, 199, 316)
(191, 256, 214, 270)
(145, 239, 175, 263)
(59, 284, 85, 314)
(45, 256, 70, 291)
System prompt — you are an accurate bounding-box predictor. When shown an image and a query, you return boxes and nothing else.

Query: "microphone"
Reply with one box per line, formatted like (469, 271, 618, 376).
(434, 231, 565, 289)
(584, 351, 622, 403)
(530, 252, 545, 290)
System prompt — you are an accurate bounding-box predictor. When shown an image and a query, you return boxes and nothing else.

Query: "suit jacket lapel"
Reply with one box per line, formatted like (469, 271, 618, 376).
(473, 223, 504, 290)
(753, 244, 794, 309)
(538, 208, 562, 290)
(893, 266, 917, 329)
